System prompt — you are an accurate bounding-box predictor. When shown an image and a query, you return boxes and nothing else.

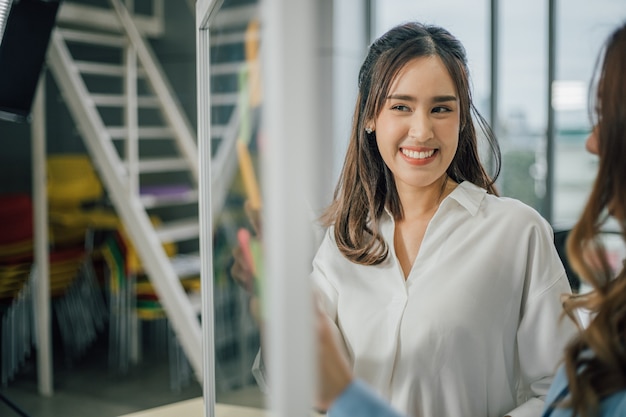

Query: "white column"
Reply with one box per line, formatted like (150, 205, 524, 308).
(32, 74, 53, 396)
(261, 0, 319, 415)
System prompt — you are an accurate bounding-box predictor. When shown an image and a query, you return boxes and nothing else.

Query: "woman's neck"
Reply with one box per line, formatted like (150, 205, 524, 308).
(397, 177, 458, 220)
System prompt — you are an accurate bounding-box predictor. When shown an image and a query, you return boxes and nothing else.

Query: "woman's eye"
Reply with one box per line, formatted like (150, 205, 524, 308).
(392, 104, 410, 112)
(432, 106, 451, 114)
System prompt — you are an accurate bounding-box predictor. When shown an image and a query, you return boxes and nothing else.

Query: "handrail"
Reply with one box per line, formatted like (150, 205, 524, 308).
(109, 0, 199, 184)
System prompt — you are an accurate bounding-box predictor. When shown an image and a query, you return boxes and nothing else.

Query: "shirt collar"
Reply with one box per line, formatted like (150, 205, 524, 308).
(383, 181, 487, 219)
(444, 181, 487, 216)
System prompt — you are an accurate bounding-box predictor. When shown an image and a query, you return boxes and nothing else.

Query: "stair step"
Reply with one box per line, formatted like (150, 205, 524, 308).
(210, 125, 228, 138)
(108, 126, 173, 140)
(211, 92, 239, 106)
(210, 31, 248, 46)
(170, 253, 201, 279)
(75, 61, 147, 77)
(211, 4, 258, 29)
(91, 94, 160, 107)
(140, 185, 198, 208)
(155, 218, 199, 243)
(211, 61, 245, 76)
(137, 158, 189, 173)
(57, 28, 126, 47)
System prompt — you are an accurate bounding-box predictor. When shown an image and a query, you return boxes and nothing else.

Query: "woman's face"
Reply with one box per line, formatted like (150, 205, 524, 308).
(372, 56, 460, 195)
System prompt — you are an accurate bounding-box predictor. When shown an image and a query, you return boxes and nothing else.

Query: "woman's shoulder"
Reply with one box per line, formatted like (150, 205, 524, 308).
(601, 388, 626, 416)
(314, 226, 345, 262)
(491, 195, 545, 222)
(460, 181, 549, 224)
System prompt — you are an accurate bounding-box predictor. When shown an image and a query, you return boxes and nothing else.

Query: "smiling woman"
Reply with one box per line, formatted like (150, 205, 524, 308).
(312, 21, 578, 417)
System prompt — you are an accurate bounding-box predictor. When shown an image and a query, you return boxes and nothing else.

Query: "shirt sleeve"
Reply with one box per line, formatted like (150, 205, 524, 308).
(506, 220, 579, 417)
(310, 229, 340, 321)
(329, 380, 405, 417)
(251, 348, 269, 393)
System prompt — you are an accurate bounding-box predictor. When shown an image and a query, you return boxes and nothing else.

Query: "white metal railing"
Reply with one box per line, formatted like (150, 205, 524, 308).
(46, 0, 255, 393)
(47, 29, 204, 382)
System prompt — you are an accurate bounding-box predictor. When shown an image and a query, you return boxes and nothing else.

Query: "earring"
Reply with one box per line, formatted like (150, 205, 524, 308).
(365, 127, 373, 134)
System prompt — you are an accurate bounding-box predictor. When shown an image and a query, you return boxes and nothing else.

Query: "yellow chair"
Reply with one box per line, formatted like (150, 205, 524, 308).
(47, 154, 119, 248)
(47, 154, 103, 209)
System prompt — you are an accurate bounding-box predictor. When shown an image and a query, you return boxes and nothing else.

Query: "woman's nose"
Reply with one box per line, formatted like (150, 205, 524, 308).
(408, 112, 433, 141)
(585, 126, 599, 155)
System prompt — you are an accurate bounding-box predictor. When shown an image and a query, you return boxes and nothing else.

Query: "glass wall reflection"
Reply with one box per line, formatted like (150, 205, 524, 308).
(553, 0, 625, 226)
(206, 0, 265, 409)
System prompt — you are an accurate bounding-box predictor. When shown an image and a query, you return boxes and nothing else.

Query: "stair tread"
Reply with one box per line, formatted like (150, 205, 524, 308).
(211, 92, 239, 105)
(140, 185, 198, 208)
(91, 94, 159, 107)
(137, 158, 189, 173)
(170, 253, 201, 279)
(210, 61, 245, 76)
(75, 61, 147, 77)
(108, 126, 173, 139)
(57, 28, 126, 47)
(155, 218, 199, 242)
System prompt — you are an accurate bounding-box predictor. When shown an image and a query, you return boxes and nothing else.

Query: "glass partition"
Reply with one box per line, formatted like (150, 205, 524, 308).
(497, 0, 548, 212)
(552, 0, 625, 227)
(198, 0, 322, 415)
(197, 0, 266, 414)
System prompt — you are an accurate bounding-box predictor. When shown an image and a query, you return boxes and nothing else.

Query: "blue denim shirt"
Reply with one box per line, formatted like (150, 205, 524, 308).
(328, 379, 404, 417)
(542, 364, 626, 417)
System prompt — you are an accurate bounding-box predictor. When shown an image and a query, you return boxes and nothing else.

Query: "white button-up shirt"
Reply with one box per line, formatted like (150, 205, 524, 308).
(313, 181, 577, 417)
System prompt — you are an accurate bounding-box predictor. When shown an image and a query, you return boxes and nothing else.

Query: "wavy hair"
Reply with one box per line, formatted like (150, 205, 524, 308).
(561, 21, 626, 417)
(321, 22, 501, 265)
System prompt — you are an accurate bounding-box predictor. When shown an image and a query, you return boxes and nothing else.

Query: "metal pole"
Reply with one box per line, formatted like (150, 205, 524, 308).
(489, 0, 499, 171)
(545, 0, 556, 222)
(197, 0, 224, 415)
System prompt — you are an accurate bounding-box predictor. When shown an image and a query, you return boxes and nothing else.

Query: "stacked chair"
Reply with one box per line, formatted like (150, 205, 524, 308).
(0, 194, 36, 386)
(46, 154, 116, 364)
(48, 154, 195, 389)
(0, 172, 109, 385)
(102, 221, 197, 391)
(1, 154, 196, 390)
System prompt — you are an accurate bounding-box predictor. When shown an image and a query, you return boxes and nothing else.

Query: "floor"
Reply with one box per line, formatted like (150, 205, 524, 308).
(0, 330, 265, 417)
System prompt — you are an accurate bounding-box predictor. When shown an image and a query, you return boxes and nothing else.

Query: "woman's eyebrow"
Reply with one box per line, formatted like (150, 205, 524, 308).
(387, 94, 416, 101)
(432, 95, 457, 103)
(386, 94, 457, 103)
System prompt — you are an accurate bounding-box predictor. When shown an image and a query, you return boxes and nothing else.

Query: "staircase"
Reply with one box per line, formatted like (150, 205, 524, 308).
(46, 0, 257, 383)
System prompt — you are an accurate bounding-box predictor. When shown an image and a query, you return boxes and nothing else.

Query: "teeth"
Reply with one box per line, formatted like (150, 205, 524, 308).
(401, 148, 435, 159)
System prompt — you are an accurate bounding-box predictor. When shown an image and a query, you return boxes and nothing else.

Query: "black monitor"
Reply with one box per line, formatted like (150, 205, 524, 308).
(0, 0, 61, 123)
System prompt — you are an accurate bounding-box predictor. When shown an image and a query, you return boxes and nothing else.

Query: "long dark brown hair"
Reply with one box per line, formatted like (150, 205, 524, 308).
(560, 21, 626, 417)
(321, 22, 501, 265)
